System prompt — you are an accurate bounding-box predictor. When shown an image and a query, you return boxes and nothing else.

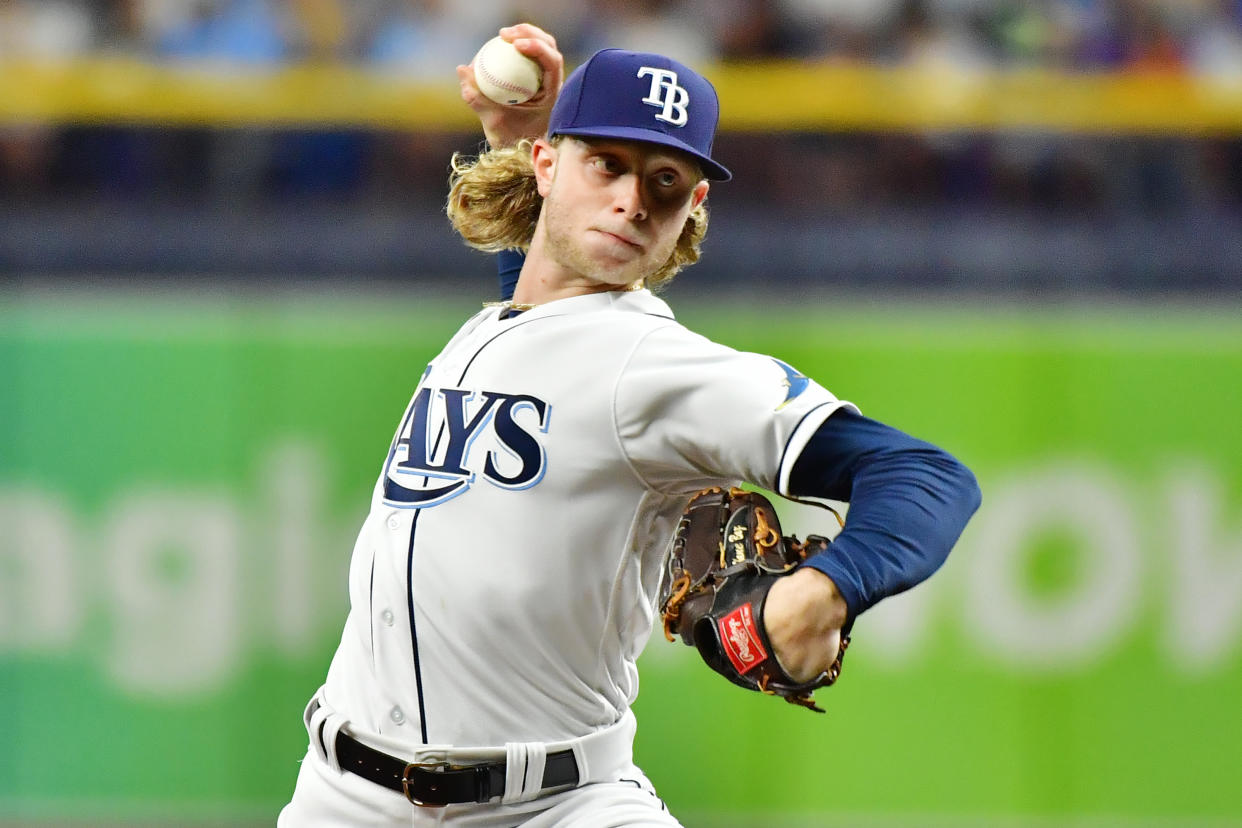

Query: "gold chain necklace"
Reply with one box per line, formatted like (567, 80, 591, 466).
(483, 301, 538, 312)
(483, 282, 645, 313)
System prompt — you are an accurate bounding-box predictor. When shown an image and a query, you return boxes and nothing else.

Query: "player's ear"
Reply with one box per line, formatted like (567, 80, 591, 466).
(690, 180, 709, 210)
(532, 138, 557, 197)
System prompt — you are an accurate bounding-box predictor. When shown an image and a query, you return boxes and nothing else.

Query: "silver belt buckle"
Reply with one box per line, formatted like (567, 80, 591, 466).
(401, 761, 453, 808)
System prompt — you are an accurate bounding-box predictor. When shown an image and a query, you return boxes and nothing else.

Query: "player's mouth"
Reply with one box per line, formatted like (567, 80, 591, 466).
(593, 228, 643, 250)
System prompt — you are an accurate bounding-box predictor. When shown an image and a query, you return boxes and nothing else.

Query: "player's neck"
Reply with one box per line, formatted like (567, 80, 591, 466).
(512, 237, 641, 308)
(510, 274, 628, 308)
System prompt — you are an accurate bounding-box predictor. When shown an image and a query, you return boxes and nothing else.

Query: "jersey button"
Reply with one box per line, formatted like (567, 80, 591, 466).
(386, 514, 401, 530)
(380, 609, 395, 626)
(390, 706, 405, 725)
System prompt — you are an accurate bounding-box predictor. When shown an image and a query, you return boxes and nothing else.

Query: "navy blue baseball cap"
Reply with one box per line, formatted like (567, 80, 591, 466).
(548, 49, 732, 181)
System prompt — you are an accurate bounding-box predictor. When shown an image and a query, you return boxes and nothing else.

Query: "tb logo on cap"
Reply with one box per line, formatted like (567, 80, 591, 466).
(637, 67, 689, 127)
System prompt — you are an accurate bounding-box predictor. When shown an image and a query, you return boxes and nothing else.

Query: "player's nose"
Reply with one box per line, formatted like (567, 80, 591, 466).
(611, 175, 647, 221)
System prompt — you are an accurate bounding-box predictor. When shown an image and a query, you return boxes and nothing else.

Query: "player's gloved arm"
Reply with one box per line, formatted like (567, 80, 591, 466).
(787, 407, 982, 626)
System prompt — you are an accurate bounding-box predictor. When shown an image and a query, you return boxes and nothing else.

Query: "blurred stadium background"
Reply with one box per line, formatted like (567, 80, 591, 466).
(2, 1, 1241, 826)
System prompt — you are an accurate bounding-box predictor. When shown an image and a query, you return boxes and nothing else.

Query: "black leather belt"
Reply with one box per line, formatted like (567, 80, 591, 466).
(316, 706, 580, 807)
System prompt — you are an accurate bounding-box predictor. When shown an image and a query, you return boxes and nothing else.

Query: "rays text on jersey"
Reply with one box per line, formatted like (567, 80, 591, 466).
(383, 386, 551, 509)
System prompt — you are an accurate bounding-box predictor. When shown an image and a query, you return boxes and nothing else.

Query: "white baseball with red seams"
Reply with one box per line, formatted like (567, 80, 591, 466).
(473, 36, 542, 105)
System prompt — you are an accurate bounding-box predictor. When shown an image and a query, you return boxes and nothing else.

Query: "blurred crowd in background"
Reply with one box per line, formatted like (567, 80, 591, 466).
(3, 0, 1242, 72)
(1, 1, 1240, 288)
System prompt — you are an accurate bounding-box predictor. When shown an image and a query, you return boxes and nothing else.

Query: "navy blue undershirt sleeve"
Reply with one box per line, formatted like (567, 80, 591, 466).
(789, 407, 981, 627)
(494, 251, 978, 626)
(498, 249, 524, 301)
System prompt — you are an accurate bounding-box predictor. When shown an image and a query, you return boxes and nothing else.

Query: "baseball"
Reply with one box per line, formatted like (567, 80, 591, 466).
(472, 36, 542, 105)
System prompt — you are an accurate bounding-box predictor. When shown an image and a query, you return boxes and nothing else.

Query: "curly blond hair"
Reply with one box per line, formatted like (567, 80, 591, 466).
(446, 138, 709, 292)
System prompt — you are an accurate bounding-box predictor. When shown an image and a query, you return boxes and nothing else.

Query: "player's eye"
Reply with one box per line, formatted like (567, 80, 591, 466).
(654, 171, 679, 188)
(591, 156, 623, 175)
(648, 170, 692, 205)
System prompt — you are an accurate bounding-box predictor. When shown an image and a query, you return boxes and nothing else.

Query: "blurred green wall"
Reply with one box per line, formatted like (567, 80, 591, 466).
(2, 291, 1240, 826)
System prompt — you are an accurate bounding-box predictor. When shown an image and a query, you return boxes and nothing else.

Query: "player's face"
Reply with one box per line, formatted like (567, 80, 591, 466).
(533, 137, 709, 290)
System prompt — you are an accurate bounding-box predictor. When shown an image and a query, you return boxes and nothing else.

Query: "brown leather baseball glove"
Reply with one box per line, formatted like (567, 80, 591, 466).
(659, 487, 849, 713)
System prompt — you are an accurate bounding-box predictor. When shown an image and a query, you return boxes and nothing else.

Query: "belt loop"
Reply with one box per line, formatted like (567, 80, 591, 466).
(523, 742, 548, 799)
(305, 695, 330, 766)
(501, 741, 547, 804)
(303, 691, 345, 773)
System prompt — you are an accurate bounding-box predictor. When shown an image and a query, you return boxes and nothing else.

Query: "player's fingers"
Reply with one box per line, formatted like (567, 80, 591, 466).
(457, 64, 478, 103)
(512, 39, 563, 95)
(500, 41, 563, 108)
(500, 22, 556, 51)
(500, 23, 562, 87)
(457, 63, 499, 114)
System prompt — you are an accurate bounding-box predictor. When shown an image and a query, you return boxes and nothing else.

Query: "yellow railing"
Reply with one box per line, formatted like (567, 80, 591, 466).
(2, 57, 1241, 133)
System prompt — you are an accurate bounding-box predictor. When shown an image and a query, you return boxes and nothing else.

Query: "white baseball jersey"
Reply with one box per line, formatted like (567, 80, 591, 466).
(318, 288, 854, 751)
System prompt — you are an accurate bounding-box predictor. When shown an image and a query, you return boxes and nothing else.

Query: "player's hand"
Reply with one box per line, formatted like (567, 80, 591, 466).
(763, 567, 848, 684)
(457, 23, 564, 149)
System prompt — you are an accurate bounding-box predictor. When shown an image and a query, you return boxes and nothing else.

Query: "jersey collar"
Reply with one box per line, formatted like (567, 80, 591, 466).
(493, 288, 675, 322)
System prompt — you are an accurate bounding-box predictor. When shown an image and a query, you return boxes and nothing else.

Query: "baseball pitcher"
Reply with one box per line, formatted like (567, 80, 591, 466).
(279, 24, 981, 827)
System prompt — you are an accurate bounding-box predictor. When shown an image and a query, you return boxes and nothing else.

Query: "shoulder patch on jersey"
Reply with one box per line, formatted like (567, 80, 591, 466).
(772, 358, 810, 411)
